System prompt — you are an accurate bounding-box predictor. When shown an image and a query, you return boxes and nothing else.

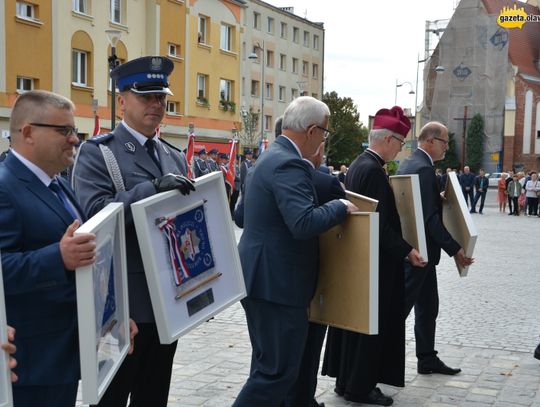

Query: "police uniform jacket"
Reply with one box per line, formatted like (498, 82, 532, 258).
(72, 122, 187, 322)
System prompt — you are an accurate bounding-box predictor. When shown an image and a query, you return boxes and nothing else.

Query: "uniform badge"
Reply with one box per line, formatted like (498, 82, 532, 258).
(150, 57, 162, 72)
(125, 142, 136, 153)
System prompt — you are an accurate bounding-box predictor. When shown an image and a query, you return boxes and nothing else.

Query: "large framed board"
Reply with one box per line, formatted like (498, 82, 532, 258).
(443, 171, 478, 276)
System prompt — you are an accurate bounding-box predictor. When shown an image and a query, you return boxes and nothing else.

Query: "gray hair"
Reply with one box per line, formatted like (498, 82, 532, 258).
(282, 96, 330, 132)
(274, 116, 283, 138)
(368, 128, 401, 143)
(10, 90, 74, 134)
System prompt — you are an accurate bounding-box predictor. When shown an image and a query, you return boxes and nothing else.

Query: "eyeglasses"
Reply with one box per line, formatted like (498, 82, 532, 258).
(25, 123, 79, 137)
(135, 93, 167, 105)
(391, 135, 406, 147)
(315, 125, 332, 140)
(433, 137, 449, 145)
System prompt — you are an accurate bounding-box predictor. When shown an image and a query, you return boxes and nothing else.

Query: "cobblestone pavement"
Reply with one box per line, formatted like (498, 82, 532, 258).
(78, 191, 540, 406)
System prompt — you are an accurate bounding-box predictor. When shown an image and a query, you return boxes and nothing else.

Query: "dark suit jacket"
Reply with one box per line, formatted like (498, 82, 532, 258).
(0, 153, 85, 386)
(397, 149, 460, 265)
(238, 137, 347, 307)
(474, 175, 488, 192)
(240, 159, 252, 192)
(73, 123, 188, 322)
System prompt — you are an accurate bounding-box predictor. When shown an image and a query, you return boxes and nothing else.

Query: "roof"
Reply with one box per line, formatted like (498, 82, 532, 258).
(482, 0, 540, 85)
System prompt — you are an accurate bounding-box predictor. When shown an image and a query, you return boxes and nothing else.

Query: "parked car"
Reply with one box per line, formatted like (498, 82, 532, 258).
(487, 172, 505, 188)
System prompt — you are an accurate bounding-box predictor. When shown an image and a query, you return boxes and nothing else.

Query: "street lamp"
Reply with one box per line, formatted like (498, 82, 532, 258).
(248, 41, 265, 143)
(394, 80, 415, 105)
(106, 29, 122, 130)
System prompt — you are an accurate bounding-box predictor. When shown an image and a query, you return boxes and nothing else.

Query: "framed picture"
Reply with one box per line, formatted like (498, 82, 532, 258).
(310, 212, 379, 335)
(131, 171, 246, 344)
(0, 251, 13, 407)
(443, 172, 478, 276)
(75, 203, 130, 405)
(389, 174, 428, 262)
(346, 190, 378, 212)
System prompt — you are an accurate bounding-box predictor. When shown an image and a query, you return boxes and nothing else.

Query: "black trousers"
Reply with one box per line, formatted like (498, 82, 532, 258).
(13, 381, 78, 407)
(405, 263, 439, 360)
(283, 322, 327, 407)
(508, 193, 514, 213)
(462, 187, 474, 208)
(233, 297, 309, 407)
(93, 323, 178, 407)
(472, 191, 487, 212)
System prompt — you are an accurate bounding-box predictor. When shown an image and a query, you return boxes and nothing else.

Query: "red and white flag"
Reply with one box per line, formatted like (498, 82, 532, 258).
(186, 130, 195, 179)
(92, 114, 100, 137)
(225, 139, 237, 191)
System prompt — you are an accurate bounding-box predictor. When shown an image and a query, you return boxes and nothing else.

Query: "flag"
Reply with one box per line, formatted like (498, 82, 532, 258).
(259, 138, 269, 154)
(225, 139, 237, 191)
(92, 114, 100, 137)
(186, 131, 195, 178)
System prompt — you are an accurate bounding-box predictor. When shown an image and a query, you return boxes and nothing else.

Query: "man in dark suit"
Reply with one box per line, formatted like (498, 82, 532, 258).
(459, 166, 475, 208)
(232, 96, 358, 407)
(397, 122, 474, 376)
(323, 106, 426, 406)
(73, 56, 194, 407)
(0, 90, 96, 406)
(470, 168, 488, 214)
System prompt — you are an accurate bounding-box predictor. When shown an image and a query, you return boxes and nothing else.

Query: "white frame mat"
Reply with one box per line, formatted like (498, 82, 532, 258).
(0, 251, 13, 407)
(131, 171, 246, 344)
(75, 203, 130, 405)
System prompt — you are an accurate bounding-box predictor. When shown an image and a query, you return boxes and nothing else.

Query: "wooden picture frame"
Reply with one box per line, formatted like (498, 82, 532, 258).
(389, 174, 428, 262)
(0, 251, 13, 407)
(75, 203, 130, 405)
(443, 171, 478, 276)
(310, 212, 379, 334)
(345, 190, 378, 212)
(131, 171, 246, 344)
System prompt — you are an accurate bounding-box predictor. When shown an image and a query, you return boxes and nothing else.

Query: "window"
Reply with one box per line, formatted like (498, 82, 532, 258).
(291, 88, 298, 100)
(313, 35, 320, 50)
(198, 15, 208, 44)
(72, 50, 87, 86)
(267, 17, 274, 34)
(266, 50, 274, 68)
(16, 2, 35, 19)
(264, 115, 272, 132)
(293, 27, 299, 43)
(302, 60, 309, 76)
(168, 43, 180, 57)
(265, 83, 273, 100)
(303, 31, 310, 47)
(197, 74, 207, 100)
(220, 24, 232, 51)
(278, 86, 286, 102)
(72, 0, 88, 14)
(166, 101, 179, 114)
(253, 12, 260, 29)
(312, 63, 319, 79)
(251, 80, 260, 97)
(220, 79, 233, 101)
(279, 54, 286, 71)
(110, 0, 121, 24)
(280, 22, 287, 38)
(16, 76, 34, 92)
(292, 58, 298, 73)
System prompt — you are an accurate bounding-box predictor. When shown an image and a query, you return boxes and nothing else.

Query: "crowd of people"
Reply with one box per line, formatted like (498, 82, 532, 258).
(0, 53, 536, 407)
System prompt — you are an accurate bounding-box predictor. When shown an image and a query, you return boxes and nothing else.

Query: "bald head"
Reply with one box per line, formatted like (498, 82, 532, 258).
(417, 121, 449, 162)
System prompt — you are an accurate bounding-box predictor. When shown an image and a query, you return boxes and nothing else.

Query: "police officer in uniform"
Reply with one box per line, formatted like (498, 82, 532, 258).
(207, 148, 220, 172)
(240, 149, 253, 193)
(193, 148, 210, 177)
(72, 56, 195, 407)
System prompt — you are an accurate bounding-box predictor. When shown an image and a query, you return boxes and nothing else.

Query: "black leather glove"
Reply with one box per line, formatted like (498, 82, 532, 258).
(152, 173, 196, 195)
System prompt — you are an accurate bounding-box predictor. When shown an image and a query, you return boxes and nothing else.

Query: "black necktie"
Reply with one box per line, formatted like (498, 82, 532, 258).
(145, 139, 162, 171)
(49, 179, 78, 221)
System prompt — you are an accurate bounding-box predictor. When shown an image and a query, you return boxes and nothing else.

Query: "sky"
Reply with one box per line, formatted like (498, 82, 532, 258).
(268, 0, 458, 124)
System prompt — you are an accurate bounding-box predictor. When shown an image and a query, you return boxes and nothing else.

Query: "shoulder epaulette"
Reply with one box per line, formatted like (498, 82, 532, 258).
(87, 133, 114, 144)
(159, 138, 184, 155)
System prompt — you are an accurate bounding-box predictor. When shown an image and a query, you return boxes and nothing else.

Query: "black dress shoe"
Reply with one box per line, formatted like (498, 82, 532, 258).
(534, 343, 540, 360)
(418, 357, 461, 375)
(344, 387, 393, 406)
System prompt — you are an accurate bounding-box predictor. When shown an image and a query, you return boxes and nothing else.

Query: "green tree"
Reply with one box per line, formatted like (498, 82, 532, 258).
(239, 106, 260, 149)
(436, 132, 460, 171)
(322, 91, 367, 167)
(465, 113, 484, 173)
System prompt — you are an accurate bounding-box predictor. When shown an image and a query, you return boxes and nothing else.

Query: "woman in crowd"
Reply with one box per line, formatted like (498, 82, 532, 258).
(497, 173, 508, 213)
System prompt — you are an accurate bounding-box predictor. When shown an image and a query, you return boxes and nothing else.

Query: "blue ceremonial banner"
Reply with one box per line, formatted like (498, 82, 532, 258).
(159, 204, 215, 288)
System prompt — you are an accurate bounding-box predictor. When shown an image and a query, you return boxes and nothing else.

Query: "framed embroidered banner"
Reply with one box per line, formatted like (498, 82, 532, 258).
(131, 171, 246, 344)
(389, 174, 428, 262)
(75, 203, 130, 405)
(0, 251, 13, 407)
(443, 171, 478, 277)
